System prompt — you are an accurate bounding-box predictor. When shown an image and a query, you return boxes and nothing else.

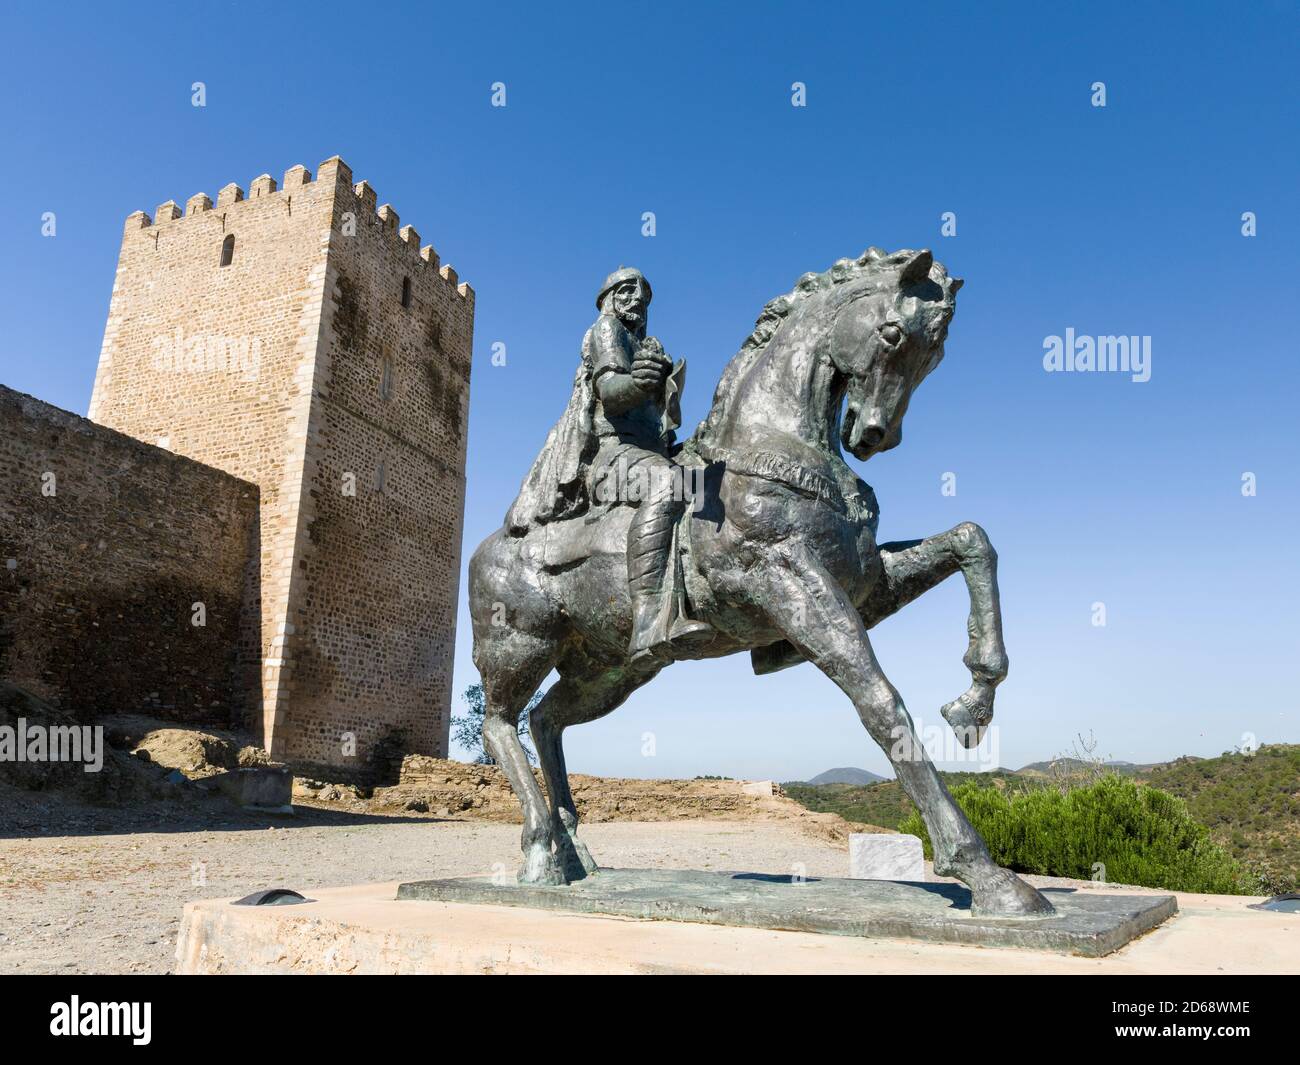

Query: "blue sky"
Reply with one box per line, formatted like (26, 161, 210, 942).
(2, 1, 1297, 780)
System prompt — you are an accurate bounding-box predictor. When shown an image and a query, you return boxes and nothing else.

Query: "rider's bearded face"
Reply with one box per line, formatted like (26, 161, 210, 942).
(612, 280, 649, 330)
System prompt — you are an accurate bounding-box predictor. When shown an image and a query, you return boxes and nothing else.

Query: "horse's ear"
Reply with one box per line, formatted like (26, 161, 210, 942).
(899, 249, 933, 285)
(949, 277, 964, 293)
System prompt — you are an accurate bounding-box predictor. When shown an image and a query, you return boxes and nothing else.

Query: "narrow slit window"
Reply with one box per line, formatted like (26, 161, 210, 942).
(219, 234, 235, 267)
(401, 276, 412, 308)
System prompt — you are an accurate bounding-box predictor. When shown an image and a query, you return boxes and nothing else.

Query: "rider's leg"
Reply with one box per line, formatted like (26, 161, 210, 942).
(627, 453, 710, 663)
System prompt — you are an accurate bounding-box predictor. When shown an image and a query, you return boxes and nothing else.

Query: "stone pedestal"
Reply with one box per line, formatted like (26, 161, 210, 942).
(849, 833, 925, 881)
(181, 874, 1300, 974)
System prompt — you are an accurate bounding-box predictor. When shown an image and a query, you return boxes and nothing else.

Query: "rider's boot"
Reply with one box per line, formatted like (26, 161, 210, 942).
(628, 493, 712, 665)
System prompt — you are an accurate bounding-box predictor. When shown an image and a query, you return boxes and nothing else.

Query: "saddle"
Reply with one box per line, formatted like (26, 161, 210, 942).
(531, 479, 803, 675)
(533, 443, 708, 570)
(533, 502, 635, 570)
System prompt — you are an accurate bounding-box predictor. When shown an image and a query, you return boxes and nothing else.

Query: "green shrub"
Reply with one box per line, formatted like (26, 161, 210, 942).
(898, 774, 1250, 894)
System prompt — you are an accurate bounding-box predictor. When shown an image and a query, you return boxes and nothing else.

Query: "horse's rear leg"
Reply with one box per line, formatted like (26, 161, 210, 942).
(479, 631, 563, 885)
(864, 523, 1008, 748)
(753, 542, 1052, 917)
(530, 664, 660, 880)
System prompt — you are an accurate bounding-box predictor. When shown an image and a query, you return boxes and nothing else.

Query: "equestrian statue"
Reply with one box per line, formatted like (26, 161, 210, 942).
(468, 249, 1055, 917)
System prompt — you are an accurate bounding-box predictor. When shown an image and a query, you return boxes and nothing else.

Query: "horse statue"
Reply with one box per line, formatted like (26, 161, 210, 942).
(468, 247, 1055, 917)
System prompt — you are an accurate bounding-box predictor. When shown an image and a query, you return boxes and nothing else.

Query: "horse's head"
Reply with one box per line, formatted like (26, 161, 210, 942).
(694, 248, 962, 465)
(825, 248, 961, 461)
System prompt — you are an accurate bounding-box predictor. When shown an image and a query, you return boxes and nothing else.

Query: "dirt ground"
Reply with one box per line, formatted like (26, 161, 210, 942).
(0, 696, 893, 973)
(0, 808, 857, 974)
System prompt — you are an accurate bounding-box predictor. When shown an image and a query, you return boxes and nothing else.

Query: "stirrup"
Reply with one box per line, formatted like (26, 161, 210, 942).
(668, 617, 714, 645)
(628, 642, 671, 668)
(628, 617, 714, 667)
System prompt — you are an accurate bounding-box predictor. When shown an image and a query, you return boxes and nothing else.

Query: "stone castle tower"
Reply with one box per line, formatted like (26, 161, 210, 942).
(87, 156, 473, 771)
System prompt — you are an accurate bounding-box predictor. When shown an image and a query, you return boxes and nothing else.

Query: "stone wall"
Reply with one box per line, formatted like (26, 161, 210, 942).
(0, 385, 258, 723)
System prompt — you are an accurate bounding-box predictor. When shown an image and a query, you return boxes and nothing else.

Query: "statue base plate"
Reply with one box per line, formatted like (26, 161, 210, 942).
(396, 867, 1176, 958)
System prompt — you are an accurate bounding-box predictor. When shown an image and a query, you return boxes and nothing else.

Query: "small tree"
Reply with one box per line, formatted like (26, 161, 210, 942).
(451, 682, 543, 765)
(1047, 730, 1110, 795)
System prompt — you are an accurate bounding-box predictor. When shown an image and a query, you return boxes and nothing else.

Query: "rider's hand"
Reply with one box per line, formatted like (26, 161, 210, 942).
(631, 358, 667, 394)
(632, 338, 671, 395)
(632, 356, 668, 394)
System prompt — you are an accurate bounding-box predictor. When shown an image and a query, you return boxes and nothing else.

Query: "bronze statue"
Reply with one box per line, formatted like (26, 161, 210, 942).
(472, 248, 1054, 917)
(508, 266, 711, 663)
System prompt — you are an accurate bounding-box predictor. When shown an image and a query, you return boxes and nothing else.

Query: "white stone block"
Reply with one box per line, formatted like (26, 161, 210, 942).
(849, 833, 925, 882)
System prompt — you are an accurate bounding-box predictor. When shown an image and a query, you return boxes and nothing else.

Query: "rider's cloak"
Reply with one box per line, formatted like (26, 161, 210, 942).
(505, 360, 597, 535)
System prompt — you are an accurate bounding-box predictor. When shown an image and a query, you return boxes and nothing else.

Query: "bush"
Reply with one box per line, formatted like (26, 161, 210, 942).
(898, 774, 1250, 894)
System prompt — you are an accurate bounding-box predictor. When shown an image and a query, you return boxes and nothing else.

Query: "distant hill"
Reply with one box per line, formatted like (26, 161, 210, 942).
(784, 745, 1299, 893)
(803, 767, 885, 786)
(1015, 758, 1179, 776)
(783, 769, 1027, 834)
(1144, 746, 1300, 894)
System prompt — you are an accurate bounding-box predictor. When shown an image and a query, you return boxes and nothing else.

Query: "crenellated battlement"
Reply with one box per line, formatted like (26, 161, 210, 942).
(340, 165, 470, 299)
(122, 156, 470, 300)
(126, 161, 318, 230)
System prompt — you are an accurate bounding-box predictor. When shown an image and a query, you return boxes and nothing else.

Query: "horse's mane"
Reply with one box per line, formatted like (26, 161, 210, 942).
(691, 247, 948, 451)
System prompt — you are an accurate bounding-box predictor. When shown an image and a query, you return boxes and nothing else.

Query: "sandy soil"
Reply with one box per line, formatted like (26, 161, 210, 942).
(0, 701, 887, 974)
(0, 811, 855, 974)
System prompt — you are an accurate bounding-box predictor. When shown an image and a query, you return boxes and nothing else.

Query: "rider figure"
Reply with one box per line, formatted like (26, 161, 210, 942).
(586, 267, 712, 664)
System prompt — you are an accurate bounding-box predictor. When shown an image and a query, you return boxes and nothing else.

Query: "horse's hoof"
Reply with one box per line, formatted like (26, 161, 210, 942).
(559, 855, 596, 881)
(554, 809, 600, 877)
(971, 869, 1056, 918)
(518, 845, 567, 886)
(554, 835, 599, 880)
(940, 686, 993, 748)
(570, 840, 600, 876)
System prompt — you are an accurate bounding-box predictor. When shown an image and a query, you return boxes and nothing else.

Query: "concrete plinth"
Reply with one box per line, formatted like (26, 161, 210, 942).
(171, 873, 1277, 975)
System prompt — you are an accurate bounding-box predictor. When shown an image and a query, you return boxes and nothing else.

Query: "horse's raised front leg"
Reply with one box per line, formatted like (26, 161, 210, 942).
(529, 664, 660, 880)
(864, 522, 1008, 748)
(752, 541, 1052, 917)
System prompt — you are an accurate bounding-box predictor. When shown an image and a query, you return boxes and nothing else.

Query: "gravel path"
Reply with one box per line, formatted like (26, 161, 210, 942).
(0, 808, 850, 974)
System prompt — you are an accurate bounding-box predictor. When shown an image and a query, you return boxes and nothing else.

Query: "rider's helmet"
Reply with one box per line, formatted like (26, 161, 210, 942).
(595, 266, 652, 311)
